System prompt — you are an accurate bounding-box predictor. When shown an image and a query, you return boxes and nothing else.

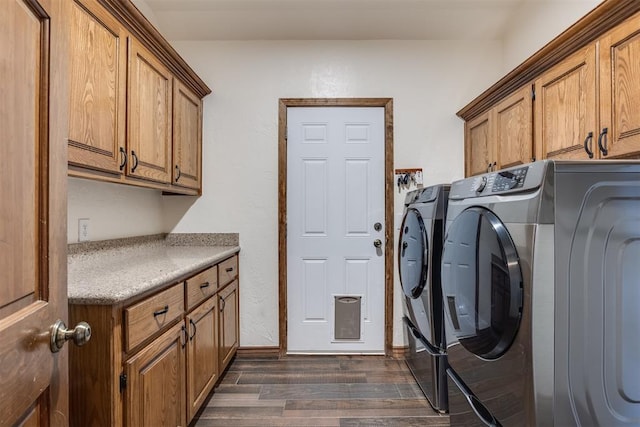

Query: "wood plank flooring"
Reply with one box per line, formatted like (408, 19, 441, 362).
(191, 355, 448, 426)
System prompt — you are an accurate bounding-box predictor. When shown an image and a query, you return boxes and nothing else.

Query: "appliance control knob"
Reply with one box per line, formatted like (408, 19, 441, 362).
(474, 176, 488, 193)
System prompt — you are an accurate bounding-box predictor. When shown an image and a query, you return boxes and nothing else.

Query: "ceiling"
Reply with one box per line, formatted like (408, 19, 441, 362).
(141, 0, 529, 41)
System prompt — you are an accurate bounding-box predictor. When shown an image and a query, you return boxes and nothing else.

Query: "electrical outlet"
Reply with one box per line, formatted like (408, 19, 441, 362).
(78, 218, 90, 242)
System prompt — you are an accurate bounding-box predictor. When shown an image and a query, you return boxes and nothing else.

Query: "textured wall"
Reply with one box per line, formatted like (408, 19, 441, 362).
(67, 177, 166, 243)
(161, 40, 504, 347)
(501, 0, 602, 73)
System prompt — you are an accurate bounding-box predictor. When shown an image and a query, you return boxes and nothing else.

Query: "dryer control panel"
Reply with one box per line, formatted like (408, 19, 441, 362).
(449, 161, 548, 200)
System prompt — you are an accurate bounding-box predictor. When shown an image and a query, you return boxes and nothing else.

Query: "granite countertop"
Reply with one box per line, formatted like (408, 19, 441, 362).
(68, 234, 240, 305)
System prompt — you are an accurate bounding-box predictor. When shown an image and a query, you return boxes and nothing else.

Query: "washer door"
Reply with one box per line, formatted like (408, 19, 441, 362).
(441, 206, 523, 360)
(398, 208, 428, 299)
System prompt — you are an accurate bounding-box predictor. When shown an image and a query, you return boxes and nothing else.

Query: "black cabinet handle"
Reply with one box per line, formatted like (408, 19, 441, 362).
(225, 267, 234, 273)
(199, 282, 210, 289)
(219, 296, 226, 312)
(180, 325, 187, 348)
(175, 164, 181, 182)
(583, 131, 594, 159)
(597, 127, 608, 156)
(153, 305, 169, 317)
(189, 319, 197, 341)
(131, 150, 139, 172)
(119, 147, 127, 170)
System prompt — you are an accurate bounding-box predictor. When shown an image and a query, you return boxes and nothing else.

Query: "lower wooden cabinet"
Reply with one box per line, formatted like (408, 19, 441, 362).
(186, 297, 219, 422)
(219, 279, 239, 373)
(69, 256, 240, 426)
(125, 322, 187, 427)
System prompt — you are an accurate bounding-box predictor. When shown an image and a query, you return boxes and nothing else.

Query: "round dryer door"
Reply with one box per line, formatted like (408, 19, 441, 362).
(441, 207, 523, 360)
(398, 208, 428, 299)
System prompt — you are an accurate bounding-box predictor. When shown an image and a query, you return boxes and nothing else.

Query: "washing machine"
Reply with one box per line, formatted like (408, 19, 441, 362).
(398, 184, 449, 413)
(441, 160, 640, 426)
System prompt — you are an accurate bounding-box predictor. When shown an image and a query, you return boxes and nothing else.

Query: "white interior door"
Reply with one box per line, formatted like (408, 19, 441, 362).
(287, 107, 385, 353)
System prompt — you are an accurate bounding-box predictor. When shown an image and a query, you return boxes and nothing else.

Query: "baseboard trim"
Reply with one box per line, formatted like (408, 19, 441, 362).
(390, 346, 408, 360)
(236, 346, 280, 358)
(237, 346, 408, 359)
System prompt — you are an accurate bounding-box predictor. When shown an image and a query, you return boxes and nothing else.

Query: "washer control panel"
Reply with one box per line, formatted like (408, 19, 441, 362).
(491, 167, 528, 192)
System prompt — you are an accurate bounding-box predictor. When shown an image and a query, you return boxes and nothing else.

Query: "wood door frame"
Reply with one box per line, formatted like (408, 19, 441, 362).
(278, 98, 394, 356)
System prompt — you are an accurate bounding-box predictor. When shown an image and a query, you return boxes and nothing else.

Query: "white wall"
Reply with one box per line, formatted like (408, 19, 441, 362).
(162, 40, 504, 347)
(501, 0, 602, 73)
(67, 177, 166, 243)
(131, 0, 160, 28)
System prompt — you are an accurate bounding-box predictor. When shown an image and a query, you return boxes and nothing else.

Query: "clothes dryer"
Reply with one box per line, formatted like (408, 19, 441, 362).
(441, 160, 640, 426)
(398, 184, 449, 413)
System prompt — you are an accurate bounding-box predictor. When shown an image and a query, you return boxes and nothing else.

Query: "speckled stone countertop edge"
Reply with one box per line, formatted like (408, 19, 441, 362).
(68, 246, 240, 305)
(68, 233, 239, 255)
(68, 233, 240, 305)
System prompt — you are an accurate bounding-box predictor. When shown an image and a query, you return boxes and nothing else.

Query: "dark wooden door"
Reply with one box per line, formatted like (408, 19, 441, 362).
(0, 0, 70, 424)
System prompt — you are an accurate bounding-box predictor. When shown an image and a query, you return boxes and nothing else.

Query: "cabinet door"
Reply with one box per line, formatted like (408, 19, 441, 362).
(599, 12, 640, 159)
(219, 280, 239, 372)
(127, 37, 172, 183)
(186, 297, 218, 422)
(495, 85, 533, 169)
(68, 0, 126, 174)
(173, 79, 202, 190)
(534, 44, 597, 161)
(465, 110, 493, 177)
(125, 322, 186, 427)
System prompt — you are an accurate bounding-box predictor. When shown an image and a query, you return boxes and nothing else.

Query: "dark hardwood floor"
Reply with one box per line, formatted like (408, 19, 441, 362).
(191, 355, 448, 426)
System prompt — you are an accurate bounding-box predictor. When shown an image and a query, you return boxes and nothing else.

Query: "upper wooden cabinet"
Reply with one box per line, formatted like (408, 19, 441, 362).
(495, 87, 533, 169)
(464, 85, 533, 176)
(173, 80, 203, 190)
(534, 44, 597, 161)
(68, 0, 127, 174)
(536, 14, 640, 161)
(67, 0, 211, 194)
(459, 1, 640, 174)
(465, 110, 493, 177)
(599, 12, 640, 159)
(127, 37, 173, 184)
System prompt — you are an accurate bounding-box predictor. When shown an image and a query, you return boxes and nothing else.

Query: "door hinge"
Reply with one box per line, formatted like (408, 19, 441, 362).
(120, 373, 127, 392)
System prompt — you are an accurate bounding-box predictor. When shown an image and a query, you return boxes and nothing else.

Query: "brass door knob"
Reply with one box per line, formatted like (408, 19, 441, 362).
(373, 239, 382, 248)
(50, 319, 91, 353)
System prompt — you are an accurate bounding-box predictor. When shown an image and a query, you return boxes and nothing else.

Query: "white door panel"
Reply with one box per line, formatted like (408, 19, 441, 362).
(287, 107, 385, 353)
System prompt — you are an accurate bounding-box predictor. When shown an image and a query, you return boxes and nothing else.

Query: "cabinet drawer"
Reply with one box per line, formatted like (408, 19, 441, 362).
(218, 255, 238, 286)
(125, 284, 184, 352)
(185, 265, 218, 311)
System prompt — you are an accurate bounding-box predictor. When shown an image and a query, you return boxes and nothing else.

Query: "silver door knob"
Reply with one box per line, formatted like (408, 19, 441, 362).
(50, 319, 91, 353)
(373, 239, 382, 248)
